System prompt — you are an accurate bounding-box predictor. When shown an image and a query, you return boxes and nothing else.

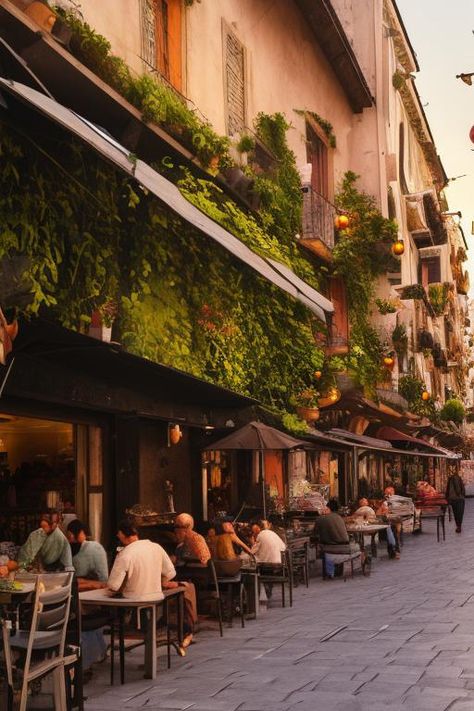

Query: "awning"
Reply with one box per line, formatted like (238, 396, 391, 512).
(326, 428, 451, 459)
(0, 77, 333, 323)
(376, 426, 457, 458)
(328, 429, 393, 450)
(3, 317, 256, 410)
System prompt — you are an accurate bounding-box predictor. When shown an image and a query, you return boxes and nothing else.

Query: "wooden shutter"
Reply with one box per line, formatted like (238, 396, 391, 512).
(225, 27, 245, 136)
(327, 277, 349, 355)
(141, 0, 182, 91)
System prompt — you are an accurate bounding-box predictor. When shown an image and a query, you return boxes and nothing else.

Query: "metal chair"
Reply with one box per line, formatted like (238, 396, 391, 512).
(213, 559, 246, 628)
(257, 549, 293, 607)
(289, 541, 309, 587)
(3, 572, 74, 711)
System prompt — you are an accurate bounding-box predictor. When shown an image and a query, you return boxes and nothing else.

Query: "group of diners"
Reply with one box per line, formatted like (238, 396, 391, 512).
(0, 469, 465, 682)
(0, 509, 289, 682)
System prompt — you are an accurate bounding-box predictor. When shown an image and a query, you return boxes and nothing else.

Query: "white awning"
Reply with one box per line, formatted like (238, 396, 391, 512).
(0, 78, 333, 322)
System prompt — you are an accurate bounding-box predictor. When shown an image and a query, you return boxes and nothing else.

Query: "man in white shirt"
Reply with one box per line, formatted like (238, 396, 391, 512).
(251, 520, 286, 564)
(108, 520, 176, 600)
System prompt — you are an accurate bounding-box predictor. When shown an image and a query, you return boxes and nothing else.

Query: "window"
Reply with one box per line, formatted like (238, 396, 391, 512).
(306, 124, 329, 198)
(421, 256, 441, 286)
(140, 0, 182, 90)
(398, 123, 409, 195)
(224, 25, 246, 137)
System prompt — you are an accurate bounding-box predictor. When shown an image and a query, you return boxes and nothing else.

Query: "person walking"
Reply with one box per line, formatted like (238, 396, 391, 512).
(446, 469, 466, 533)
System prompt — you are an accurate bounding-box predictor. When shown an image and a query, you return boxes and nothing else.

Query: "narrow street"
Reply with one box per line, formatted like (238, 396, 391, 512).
(85, 503, 474, 711)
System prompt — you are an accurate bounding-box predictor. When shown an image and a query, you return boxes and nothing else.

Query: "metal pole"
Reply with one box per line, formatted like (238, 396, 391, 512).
(261, 450, 267, 519)
(0, 356, 15, 400)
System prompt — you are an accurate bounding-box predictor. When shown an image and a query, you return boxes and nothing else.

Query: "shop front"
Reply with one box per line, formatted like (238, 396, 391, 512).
(0, 318, 254, 547)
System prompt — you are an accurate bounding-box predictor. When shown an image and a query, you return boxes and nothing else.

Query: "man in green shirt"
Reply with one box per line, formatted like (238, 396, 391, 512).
(18, 511, 72, 571)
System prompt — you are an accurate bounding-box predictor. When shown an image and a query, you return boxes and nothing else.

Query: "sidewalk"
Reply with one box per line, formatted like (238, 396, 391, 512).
(84, 502, 474, 711)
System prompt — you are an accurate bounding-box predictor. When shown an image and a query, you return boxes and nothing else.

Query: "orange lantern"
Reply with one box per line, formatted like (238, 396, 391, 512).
(169, 424, 183, 445)
(391, 239, 405, 256)
(314, 370, 322, 379)
(383, 355, 395, 370)
(334, 214, 349, 230)
(421, 391, 430, 401)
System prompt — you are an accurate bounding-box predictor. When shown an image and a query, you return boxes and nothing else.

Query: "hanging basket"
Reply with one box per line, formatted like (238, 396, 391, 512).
(297, 406, 320, 423)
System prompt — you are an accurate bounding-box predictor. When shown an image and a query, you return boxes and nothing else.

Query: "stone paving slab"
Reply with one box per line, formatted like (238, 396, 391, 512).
(74, 500, 474, 711)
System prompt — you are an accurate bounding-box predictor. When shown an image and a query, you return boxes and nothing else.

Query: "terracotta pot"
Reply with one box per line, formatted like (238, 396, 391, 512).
(297, 406, 320, 423)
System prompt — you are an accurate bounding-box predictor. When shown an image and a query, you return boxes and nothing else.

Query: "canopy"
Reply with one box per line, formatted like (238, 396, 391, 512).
(203, 421, 307, 451)
(376, 426, 457, 457)
(0, 78, 333, 323)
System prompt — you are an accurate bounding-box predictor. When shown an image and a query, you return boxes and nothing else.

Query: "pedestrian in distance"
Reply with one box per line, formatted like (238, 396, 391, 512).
(446, 469, 466, 533)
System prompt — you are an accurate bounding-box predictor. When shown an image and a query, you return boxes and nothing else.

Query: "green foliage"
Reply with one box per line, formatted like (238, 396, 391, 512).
(281, 412, 309, 436)
(392, 323, 408, 360)
(294, 109, 337, 148)
(54, 8, 231, 170)
(331, 172, 397, 393)
(428, 282, 450, 317)
(398, 375, 436, 418)
(0, 120, 324, 413)
(236, 135, 255, 154)
(400, 284, 426, 300)
(439, 399, 465, 424)
(375, 297, 398, 314)
(253, 113, 303, 245)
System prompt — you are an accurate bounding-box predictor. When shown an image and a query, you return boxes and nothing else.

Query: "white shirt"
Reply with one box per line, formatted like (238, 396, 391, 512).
(354, 505, 376, 519)
(107, 539, 176, 600)
(251, 529, 286, 564)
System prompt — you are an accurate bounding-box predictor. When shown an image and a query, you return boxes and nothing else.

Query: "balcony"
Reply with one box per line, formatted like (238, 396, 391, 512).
(299, 186, 336, 262)
(404, 190, 447, 247)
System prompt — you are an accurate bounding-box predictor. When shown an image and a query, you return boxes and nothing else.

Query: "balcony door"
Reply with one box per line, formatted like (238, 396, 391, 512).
(306, 124, 328, 198)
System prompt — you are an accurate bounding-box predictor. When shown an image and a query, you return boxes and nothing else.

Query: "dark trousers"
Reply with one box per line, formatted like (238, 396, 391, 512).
(450, 499, 465, 528)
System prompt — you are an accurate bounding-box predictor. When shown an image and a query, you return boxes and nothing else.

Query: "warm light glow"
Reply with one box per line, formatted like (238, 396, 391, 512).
(334, 214, 349, 230)
(314, 370, 322, 379)
(421, 391, 430, 401)
(169, 424, 183, 445)
(391, 240, 405, 256)
(383, 356, 395, 369)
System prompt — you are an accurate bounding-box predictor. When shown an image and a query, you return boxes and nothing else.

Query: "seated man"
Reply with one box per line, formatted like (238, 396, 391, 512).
(67, 520, 109, 676)
(313, 499, 359, 578)
(18, 510, 72, 571)
(353, 498, 376, 520)
(251, 519, 286, 564)
(108, 520, 176, 599)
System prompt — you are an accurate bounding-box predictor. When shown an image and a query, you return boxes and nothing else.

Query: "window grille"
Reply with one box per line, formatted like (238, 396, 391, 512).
(225, 29, 245, 136)
(141, 0, 158, 69)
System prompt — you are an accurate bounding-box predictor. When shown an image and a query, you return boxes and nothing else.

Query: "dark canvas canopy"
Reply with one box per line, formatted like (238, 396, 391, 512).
(203, 421, 307, 451)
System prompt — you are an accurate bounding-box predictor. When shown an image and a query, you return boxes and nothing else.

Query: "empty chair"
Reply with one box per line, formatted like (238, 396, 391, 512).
(290, 541, 309, 588)
(3, 572, 74, 711)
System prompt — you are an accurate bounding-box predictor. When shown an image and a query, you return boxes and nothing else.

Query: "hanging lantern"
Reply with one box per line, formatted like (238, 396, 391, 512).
(383, 354, 395, 370)
(421, 391, 430, 402)
(169, 424, 183, 445)
(470, 125, 474, 144)
(314, 370, 322, 379)
(334, 214, 349, 230)
(391, 239, 405, 256)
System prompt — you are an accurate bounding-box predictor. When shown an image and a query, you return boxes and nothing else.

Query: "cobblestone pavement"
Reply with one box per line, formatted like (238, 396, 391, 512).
(84, 501, 474, 711)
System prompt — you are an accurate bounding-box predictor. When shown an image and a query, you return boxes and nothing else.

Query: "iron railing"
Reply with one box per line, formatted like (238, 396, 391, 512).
(301, 186, 336, 250)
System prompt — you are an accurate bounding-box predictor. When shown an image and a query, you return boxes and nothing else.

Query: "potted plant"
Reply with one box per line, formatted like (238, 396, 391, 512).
(375, 297, 400, 315)
(89, 299, 118, 342)
(293, 387, 320, 423)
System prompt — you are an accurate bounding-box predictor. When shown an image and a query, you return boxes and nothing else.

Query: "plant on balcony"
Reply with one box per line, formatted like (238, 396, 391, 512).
(375, 297, 400, 315)
(428, 282, 449, 316)
(400, 284, 426, 301)
(398, 374, 436, 418)
(236, 135, 256, 155)
(294, 109, 337, 148)
(439, 399, 465, 424)
(392, 323, 408, 358)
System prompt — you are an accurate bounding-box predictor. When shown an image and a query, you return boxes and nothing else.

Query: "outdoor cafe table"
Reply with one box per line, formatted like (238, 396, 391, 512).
(345, 523, 389, 558)
(79, 586, 185, 683)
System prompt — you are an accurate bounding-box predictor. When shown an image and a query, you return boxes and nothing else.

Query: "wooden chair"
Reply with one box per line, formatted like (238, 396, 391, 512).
(3, 572, 74, 711)
(214, 559, 246, 628)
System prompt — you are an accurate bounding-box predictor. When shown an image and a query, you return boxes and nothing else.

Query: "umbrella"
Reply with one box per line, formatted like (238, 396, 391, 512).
(203, 421, 308, 517)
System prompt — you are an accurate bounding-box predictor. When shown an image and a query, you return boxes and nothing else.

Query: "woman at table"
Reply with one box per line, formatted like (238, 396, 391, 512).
(214, 520, 252, 560)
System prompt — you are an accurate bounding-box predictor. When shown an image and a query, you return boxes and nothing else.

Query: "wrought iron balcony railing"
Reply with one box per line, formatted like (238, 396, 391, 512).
(299, 186, 336, 260)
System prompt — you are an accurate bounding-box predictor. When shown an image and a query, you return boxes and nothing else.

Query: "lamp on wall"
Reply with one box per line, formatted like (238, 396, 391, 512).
(168, 423, 183, 446)
(456, 72, 474, 86)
